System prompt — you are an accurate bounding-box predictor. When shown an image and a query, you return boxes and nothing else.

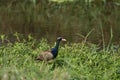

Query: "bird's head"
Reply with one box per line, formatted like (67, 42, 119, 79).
(57, 37, 66, 42)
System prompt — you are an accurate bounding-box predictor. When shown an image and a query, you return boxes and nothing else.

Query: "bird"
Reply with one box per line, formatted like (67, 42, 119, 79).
(36, 37, 66, 61)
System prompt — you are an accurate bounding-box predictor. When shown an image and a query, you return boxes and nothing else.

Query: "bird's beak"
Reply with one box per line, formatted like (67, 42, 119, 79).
(62, 38, 67, 41)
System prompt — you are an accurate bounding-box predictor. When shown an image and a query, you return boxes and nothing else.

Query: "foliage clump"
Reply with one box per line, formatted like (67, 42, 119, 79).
(0, 36, 120, 80)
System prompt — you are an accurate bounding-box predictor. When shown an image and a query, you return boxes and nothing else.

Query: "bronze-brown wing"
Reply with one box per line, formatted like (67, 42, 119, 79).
(36, 51, 54, 61)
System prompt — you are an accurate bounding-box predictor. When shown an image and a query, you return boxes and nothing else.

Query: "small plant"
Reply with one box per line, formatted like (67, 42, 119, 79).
(13, 32, 20, 42)
(0, 34, 5, 43)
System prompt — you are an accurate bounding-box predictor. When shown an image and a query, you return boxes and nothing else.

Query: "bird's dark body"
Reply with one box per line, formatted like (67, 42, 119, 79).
(36, 37, 66, 61)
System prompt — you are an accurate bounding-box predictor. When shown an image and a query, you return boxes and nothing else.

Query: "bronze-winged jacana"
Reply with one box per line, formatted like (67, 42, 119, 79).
(36, 37, 66, 61)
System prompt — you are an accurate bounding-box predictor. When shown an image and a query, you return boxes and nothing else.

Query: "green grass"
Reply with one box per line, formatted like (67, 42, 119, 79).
(0, 37, 120, 80)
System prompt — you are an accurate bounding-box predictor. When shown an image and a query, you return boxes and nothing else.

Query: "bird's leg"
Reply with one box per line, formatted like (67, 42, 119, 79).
(50, 59, 56, 70)
(45, 60, 48, 64)
(40, 61, 46, 71)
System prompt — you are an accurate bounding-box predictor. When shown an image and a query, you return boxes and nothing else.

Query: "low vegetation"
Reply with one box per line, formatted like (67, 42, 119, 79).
(0, 35, 120, 80)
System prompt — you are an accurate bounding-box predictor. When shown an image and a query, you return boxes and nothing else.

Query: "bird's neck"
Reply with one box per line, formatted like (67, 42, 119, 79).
(54, 40, 60, 50)
(51, 40, 61, 58)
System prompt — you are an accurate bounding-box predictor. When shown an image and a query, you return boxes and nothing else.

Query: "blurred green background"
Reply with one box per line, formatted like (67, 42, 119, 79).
(0, 0, 120, 46)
